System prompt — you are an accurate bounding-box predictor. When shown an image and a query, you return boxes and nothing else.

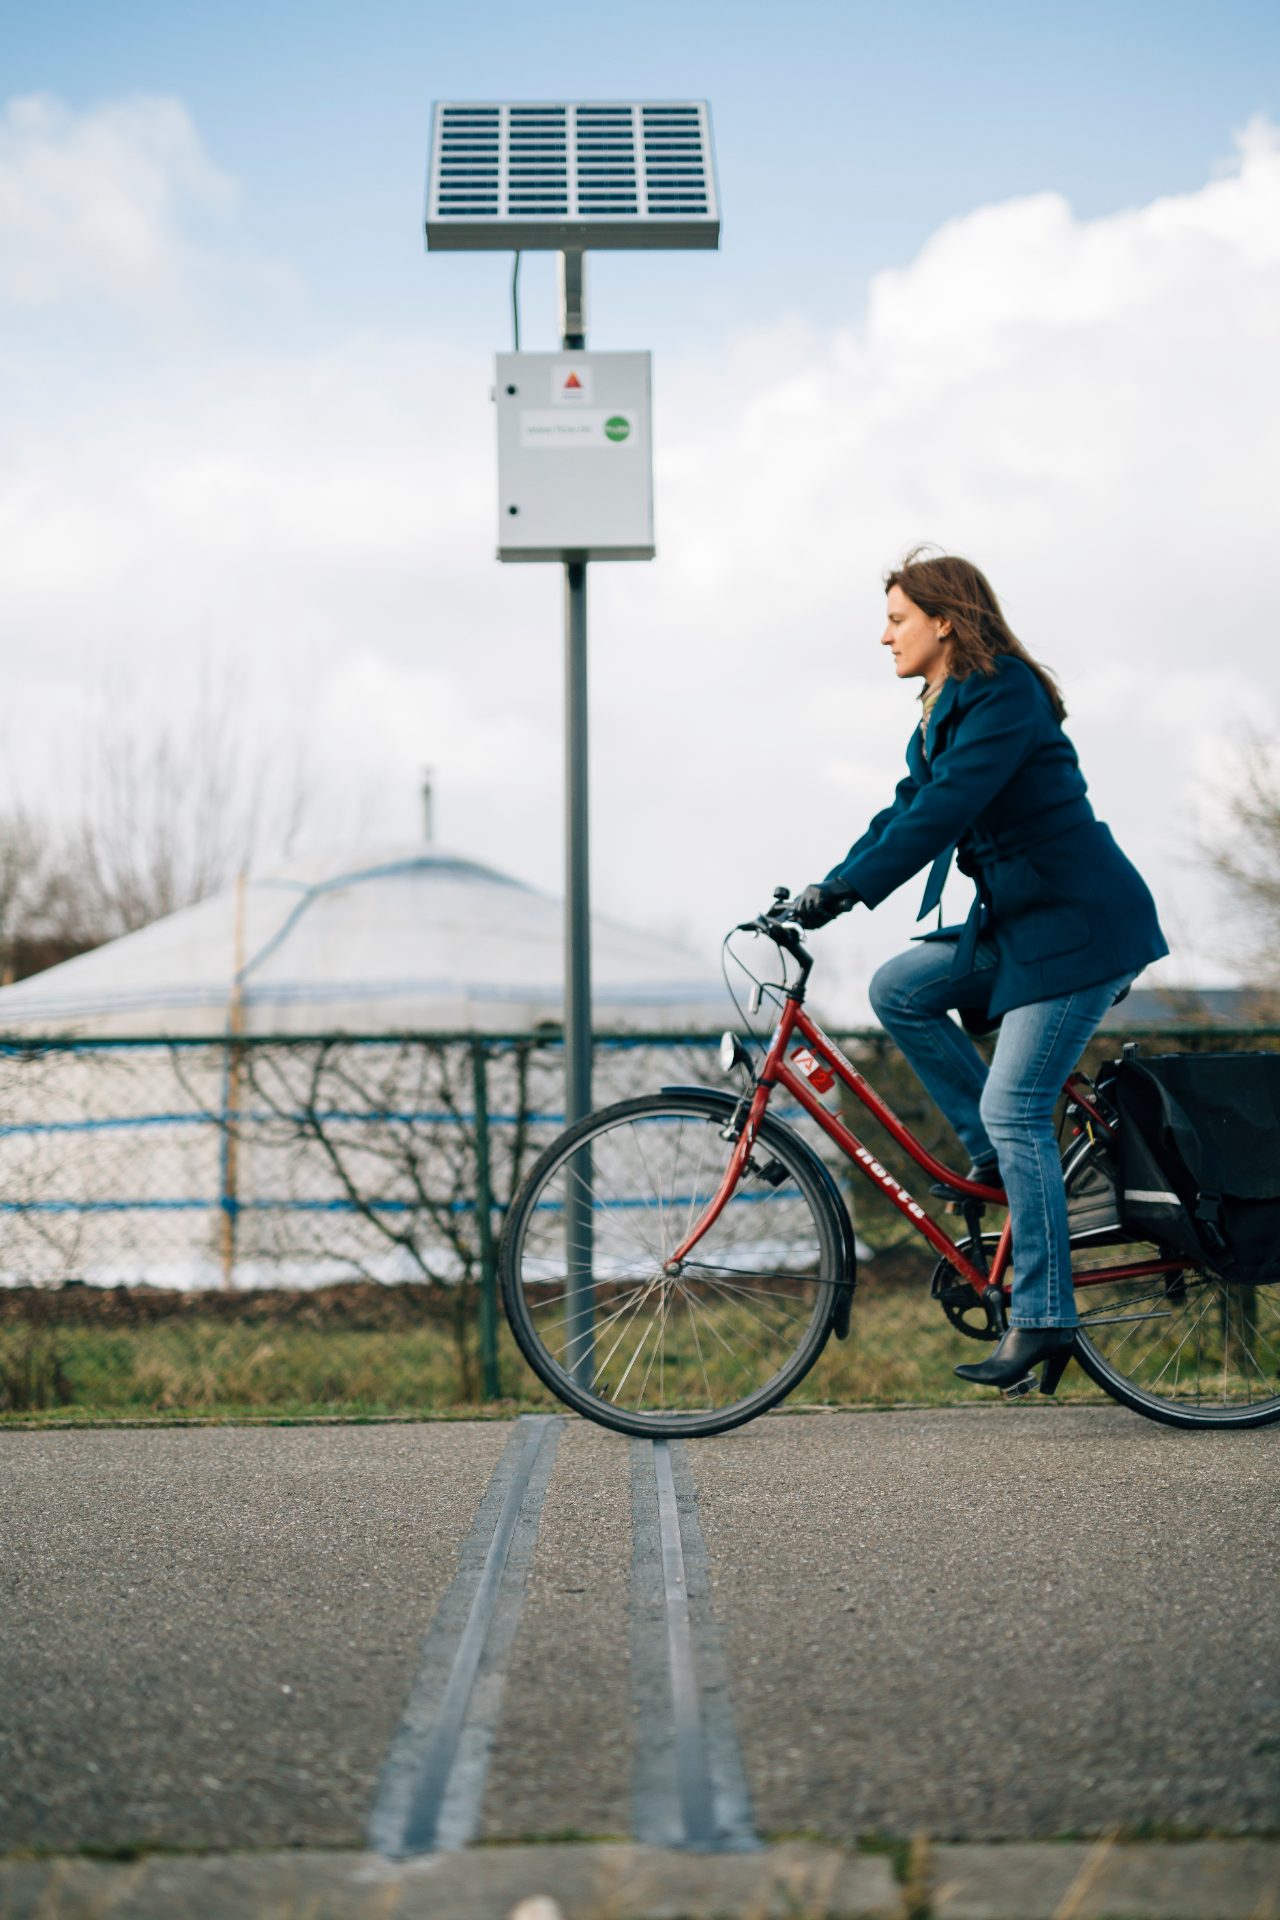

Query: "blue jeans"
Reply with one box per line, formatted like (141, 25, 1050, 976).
(868, 940, 1133, 1328)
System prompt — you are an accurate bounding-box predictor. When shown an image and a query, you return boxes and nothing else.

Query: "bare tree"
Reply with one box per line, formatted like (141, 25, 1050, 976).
(68, 667, 312, 939)
(0, 808, 91, 981)
(1199, 728, 1280, 984)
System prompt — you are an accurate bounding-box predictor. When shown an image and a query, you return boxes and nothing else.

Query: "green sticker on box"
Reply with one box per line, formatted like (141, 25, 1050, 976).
(603, 415, 631, 443)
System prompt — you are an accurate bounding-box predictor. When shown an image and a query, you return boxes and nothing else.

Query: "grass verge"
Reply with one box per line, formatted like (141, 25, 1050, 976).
(0, 1268, 1111, 1426)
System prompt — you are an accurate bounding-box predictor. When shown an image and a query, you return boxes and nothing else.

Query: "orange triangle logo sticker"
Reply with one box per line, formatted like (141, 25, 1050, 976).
(564, 371, 583, 390)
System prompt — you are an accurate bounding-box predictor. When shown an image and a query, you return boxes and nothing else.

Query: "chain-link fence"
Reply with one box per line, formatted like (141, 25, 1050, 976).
(2, 1023, 1276, 1415)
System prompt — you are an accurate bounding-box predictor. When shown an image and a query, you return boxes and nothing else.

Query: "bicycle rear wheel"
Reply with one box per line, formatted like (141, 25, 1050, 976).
(1066, 1138, 1280, 1428)
(500, 1090, 846, 1436)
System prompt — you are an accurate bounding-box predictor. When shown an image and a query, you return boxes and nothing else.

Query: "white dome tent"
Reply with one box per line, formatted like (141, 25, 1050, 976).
(0, 844, 733, 1291)
(0, 842, 726, 1037)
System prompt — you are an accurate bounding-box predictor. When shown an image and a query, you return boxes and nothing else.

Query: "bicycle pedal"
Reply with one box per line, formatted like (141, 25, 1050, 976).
(1002, 1372, 1040, 1400)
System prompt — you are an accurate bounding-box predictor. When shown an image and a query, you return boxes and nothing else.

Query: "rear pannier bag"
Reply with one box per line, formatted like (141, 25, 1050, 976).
(1109, 1051, 1280, 1283)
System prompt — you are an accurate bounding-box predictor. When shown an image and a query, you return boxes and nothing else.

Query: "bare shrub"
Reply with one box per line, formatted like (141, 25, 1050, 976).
(1199, 726, 1280, 1002)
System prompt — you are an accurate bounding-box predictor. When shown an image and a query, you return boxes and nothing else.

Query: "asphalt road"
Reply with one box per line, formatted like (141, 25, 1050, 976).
(2, 1406, 1278, 1859)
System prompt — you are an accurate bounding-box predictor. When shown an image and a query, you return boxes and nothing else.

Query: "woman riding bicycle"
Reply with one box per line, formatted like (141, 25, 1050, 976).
(792, 549, 1168, 1394)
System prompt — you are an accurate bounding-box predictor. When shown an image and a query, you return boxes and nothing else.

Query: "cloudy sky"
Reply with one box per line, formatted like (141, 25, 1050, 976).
(3, 0, 1279, 1019)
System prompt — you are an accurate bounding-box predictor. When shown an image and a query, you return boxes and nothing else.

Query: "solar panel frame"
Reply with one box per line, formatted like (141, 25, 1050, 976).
(426, 101, 720, 251)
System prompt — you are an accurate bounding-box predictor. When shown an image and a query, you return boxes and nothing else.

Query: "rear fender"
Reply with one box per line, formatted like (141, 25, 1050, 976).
(660, 1084, 857, 1337)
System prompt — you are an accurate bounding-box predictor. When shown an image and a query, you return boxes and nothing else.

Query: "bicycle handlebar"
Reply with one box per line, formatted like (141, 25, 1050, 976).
(734, 890, 814, 985)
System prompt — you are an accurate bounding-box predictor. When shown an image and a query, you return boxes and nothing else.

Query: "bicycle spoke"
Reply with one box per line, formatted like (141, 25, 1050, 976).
(676, 1277, 761, 1363)
(694, 1282, 805, 1359)
(558, 1153, 666, 1266)
(587, 1297, 659, 1393)
(684, 1285, 715, 1409)
(1105, 1289, 1198, 1365)
(679, 1276, 784, 1369)
(635, 1287, 672, 1411)
(680, 1265, 820, 1303)
(630, 1122, 671, 1255)
(1148, 1285, 1220, 1391)
(553, 1280, 659, 1364)
(611, 1308, 660, 1403)
(686, 1268, 814, 1337)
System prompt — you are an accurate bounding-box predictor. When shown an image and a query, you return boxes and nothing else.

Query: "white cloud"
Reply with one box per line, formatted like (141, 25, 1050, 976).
(1, 99, 1278, 1016)
(0, 93, 235, 311)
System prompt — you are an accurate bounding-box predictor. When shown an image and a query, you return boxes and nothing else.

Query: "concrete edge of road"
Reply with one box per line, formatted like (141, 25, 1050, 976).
(2, 1839, 1279, 1919)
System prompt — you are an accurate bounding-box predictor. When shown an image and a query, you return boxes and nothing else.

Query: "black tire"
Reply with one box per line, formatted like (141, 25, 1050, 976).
(1066, 1136, 1280, 1429)
(500, 1090, 847, 1437)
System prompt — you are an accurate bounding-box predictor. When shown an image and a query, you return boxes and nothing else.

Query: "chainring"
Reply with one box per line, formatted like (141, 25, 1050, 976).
(930, 1236, 1004, 1342)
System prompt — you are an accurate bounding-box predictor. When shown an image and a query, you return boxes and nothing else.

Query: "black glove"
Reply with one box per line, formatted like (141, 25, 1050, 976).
(792, 882, 857, 930)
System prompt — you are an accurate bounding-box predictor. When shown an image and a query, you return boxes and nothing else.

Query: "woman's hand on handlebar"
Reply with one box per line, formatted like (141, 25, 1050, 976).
(792, 882, 858, 930)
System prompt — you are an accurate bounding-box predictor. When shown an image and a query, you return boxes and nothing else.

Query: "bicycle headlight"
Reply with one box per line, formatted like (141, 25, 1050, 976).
(720, 1030, 749, 1076)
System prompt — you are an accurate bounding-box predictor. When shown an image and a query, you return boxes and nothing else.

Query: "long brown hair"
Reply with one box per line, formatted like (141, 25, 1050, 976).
(884, 546, 1066, 722)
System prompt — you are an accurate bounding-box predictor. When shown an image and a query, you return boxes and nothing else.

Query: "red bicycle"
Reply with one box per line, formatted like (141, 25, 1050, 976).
(501, 892, 1280, 1435)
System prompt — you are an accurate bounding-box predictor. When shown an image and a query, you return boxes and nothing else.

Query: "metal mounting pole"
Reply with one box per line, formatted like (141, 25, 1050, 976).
(561, 249, 593, 1385)
(470, 1038, 500, 1400)
(559, 249, 586, 348)
(564, 557, 591, 1128)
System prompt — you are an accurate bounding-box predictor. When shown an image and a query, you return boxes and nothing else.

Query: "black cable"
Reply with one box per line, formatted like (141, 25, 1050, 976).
(720, 926, 790, 1062)
(511, 251, 522, 351)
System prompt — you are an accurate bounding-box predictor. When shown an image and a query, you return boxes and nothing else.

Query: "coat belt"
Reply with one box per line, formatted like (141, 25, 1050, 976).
(916, 794, 1095, 981)
(950, 892, 988, 981)
(962, 793, 1094, 868)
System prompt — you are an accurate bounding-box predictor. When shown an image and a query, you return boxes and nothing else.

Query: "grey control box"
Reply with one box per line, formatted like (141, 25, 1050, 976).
(494, 351, 655, 562)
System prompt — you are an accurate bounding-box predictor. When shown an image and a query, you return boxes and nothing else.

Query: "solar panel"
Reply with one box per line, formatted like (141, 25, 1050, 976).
(426, 101, 719, 251)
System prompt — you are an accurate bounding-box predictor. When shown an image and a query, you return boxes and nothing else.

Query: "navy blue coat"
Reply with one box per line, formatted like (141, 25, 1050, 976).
(822, 655, 1168, 1018)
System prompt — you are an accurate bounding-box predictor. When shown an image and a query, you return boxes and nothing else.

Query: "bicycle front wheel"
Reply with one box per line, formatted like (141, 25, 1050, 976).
(500, 1091, 845, 1436)
(1066, 1138, 1280, 1428)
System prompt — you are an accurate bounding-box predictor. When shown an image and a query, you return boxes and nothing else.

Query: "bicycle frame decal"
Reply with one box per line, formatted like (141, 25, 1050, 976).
(849, 1143, 928, 1222)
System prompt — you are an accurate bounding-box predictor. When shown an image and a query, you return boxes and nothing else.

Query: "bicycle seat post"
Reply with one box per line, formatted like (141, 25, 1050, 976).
(959, 1201, 988, 1274)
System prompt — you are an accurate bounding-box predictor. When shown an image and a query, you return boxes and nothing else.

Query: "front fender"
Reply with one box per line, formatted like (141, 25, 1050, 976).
(659, 1084, 857, 1337)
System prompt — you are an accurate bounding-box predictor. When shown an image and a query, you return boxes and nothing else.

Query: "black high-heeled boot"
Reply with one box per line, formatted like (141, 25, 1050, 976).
(954, 1325, 1076, 1398)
